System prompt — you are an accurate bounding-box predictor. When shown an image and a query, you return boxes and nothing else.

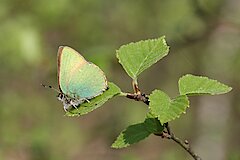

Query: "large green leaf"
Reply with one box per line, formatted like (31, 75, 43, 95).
(111, 118, 164, 148)
(65, 82, 121, 116)
(116, 36, 169, 80)
(149, 90, 189, 124)
(178, 74, 232, 95)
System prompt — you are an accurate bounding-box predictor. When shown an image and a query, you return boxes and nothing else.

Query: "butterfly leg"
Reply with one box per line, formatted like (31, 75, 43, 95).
(85, 99, 90, 103)
(72, 104, 79, 110)
(63, 106, 69, 112)
(63, 103, 71, 112)
(70, 101, 81, 115)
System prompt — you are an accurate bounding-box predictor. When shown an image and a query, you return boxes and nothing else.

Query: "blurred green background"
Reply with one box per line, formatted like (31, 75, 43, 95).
(0, 0, 239, 160)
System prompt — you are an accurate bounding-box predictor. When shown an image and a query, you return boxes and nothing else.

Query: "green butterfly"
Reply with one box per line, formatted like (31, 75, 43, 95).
(43, 46, 108, 112)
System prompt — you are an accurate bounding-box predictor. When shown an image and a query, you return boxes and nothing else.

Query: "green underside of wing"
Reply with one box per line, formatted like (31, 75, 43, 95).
(66, 63, 107, 99)
(59, 47, 107, 99)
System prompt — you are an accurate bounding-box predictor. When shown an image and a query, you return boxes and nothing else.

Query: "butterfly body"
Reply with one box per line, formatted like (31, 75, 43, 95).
(57, 46, 108, 111)
(57, 93, 83, 112)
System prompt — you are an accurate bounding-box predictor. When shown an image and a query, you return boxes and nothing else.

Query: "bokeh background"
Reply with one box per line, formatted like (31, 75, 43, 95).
(0, 0, 239, 160)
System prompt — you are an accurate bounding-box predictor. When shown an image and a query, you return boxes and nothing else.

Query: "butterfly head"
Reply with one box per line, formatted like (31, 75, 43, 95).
(57, 92, 83, 112)
(41, 84, 73, 112)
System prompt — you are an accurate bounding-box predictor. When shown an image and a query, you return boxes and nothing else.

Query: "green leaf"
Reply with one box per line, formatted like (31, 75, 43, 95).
(116, 36, 169, 80)
(65, 82, 121, 116)
(144, 117, 164, 133)
(111, 118, 164, 148)
(111, 123, 150, 148)
(149, 90, 189, 124)
(178, 74, 232, 95)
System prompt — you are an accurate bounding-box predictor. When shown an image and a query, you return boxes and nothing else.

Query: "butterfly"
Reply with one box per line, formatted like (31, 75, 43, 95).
(43, 46, 108, 112)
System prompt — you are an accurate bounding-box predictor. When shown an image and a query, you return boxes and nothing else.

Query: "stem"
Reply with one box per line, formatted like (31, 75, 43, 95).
(126, 93, 149, 105)
(165, 123, 202, 160)
(132, 79, 141, 94)
(125, 93, 202, 160)
(119, 92, 129, 97)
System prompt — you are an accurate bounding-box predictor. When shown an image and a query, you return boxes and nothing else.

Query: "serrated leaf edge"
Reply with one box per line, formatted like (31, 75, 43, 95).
(179, 74, 232, 95)
(116, 36, 169, 80)
(149, 90, 190, 124)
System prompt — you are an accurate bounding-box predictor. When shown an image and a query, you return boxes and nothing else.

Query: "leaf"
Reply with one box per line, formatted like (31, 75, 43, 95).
(178, 74, 232, 95)
(116, 36, 169, 80)
(144, 117, 164, 133)
(111, 118, 164, 148)
(65, 82, 121, 116)
(149, 90, 189, 124)
(111, 123, 150, 148)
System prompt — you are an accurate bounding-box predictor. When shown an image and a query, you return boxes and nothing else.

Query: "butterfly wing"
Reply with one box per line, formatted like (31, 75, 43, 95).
(58, 46, 107, 99)
(67, 63, 108, 99)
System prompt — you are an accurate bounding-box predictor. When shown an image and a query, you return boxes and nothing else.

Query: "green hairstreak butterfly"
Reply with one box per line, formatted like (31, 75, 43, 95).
(43, 46, 108, 112)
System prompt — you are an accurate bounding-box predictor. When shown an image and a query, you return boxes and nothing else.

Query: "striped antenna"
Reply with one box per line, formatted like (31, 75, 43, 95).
(41, 84, 60, 93)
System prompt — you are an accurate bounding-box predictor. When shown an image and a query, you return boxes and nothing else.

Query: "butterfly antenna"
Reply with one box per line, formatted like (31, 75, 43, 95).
(41, 84, 60, 93)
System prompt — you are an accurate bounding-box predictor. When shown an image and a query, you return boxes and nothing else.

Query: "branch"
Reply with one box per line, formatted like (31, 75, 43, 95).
(126, 93, 202, 160)
(165, 123, 202, 160)
(126, 93, 149, 105)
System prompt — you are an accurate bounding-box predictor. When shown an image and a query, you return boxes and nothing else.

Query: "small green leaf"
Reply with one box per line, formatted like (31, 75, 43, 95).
(144, 118, 164, 134)
(178, 74, 232, 95)
(65, 82, 121, 116)
(111, 118, 164, 148)
(111, 123, 150, 148)
(116, 36, 169, 80)
(149, 90, 189, 124)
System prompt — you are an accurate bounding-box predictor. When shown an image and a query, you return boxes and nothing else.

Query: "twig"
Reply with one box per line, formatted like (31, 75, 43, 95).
(126, 93, 202, 160)
(126, 93, 149, 105)
(165, 123, 202, 160)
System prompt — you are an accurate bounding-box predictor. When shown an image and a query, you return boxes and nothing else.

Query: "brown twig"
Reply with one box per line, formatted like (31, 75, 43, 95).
(126, 93, 149, 105)
(126, 93, 202, 160)
(165, 123, 202, 160)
